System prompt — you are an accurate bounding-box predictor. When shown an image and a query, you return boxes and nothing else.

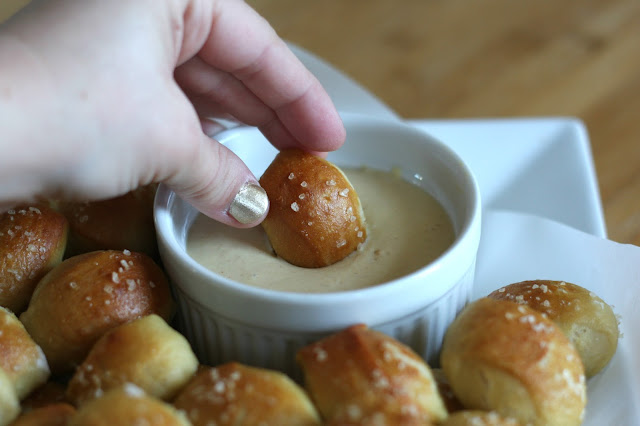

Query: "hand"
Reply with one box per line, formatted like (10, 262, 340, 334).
(0, 0, 345, 226)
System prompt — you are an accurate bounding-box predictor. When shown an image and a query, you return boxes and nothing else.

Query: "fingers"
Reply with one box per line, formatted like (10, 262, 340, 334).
(178, 0, 345, 153)
(176, 53, 342, 153)
(164, 131, 269, 228)
(175, 56, 271, 126)
(171, 0, 344, 226)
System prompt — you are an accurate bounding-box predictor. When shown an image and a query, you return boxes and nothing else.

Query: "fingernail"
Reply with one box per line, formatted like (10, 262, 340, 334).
(229, 182, 269, 224)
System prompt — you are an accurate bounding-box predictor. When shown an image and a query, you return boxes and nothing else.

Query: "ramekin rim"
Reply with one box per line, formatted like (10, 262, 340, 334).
(153, 114, 482, 307)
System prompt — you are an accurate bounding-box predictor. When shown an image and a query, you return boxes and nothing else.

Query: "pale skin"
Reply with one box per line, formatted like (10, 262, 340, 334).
(0, 0, 346, 226)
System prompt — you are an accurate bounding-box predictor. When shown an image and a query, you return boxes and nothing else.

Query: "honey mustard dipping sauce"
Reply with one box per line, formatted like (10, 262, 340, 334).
(187, 168, 455, 293)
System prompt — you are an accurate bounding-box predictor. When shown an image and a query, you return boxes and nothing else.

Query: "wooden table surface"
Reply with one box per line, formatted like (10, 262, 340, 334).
(3, 0, 639, 246)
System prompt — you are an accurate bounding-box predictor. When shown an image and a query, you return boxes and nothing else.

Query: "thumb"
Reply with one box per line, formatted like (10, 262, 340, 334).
(165, 133, 269, 228)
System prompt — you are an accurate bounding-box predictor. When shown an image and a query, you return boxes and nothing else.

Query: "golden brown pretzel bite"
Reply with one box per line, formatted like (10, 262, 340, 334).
(259, 149, 367, 268)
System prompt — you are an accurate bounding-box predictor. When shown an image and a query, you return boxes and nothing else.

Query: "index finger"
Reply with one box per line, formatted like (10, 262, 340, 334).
(190, 0, 345, 151)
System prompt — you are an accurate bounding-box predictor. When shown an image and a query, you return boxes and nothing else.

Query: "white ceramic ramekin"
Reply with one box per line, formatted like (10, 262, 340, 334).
(154, 113, 481, 376)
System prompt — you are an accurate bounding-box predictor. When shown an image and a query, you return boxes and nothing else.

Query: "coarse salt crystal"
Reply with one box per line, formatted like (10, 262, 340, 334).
(214, 381, 225, 393)
(123, 383, 144, 397)
(126, 279, 136, 291)
(314, 347, 328, 362)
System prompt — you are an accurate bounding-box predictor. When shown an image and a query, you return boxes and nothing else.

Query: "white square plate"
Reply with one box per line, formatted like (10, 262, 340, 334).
(293, 42, 639, 425)
(411, 118, 640, 425)
(412, 118, 606, 238)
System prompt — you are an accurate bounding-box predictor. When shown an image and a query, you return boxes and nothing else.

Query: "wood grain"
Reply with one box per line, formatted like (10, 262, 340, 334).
(2, 0, 638, 245)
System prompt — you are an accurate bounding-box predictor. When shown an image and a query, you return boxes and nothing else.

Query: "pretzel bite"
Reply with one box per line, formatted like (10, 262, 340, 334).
(0, 307, 49, 400)
(10, 403, 75, 426)
(0, 367, 20, 426)
(20, 250, 174, 375)
(58, 184, 158, 258)
(66, 314, 198, 406)
(68, 384, 191, 426)
(296, 324, 447, 425)
(173, 363, 321, 426)
(440, 410, 521, 425)
(0, 205, 68, 314)
(440, 298, 586, 426)
(488, 280, 619, 377)
(259, 149, 367, 268)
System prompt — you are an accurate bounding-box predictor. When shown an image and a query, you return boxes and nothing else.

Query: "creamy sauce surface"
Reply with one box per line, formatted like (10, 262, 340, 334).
(187, 168, 455, 293)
